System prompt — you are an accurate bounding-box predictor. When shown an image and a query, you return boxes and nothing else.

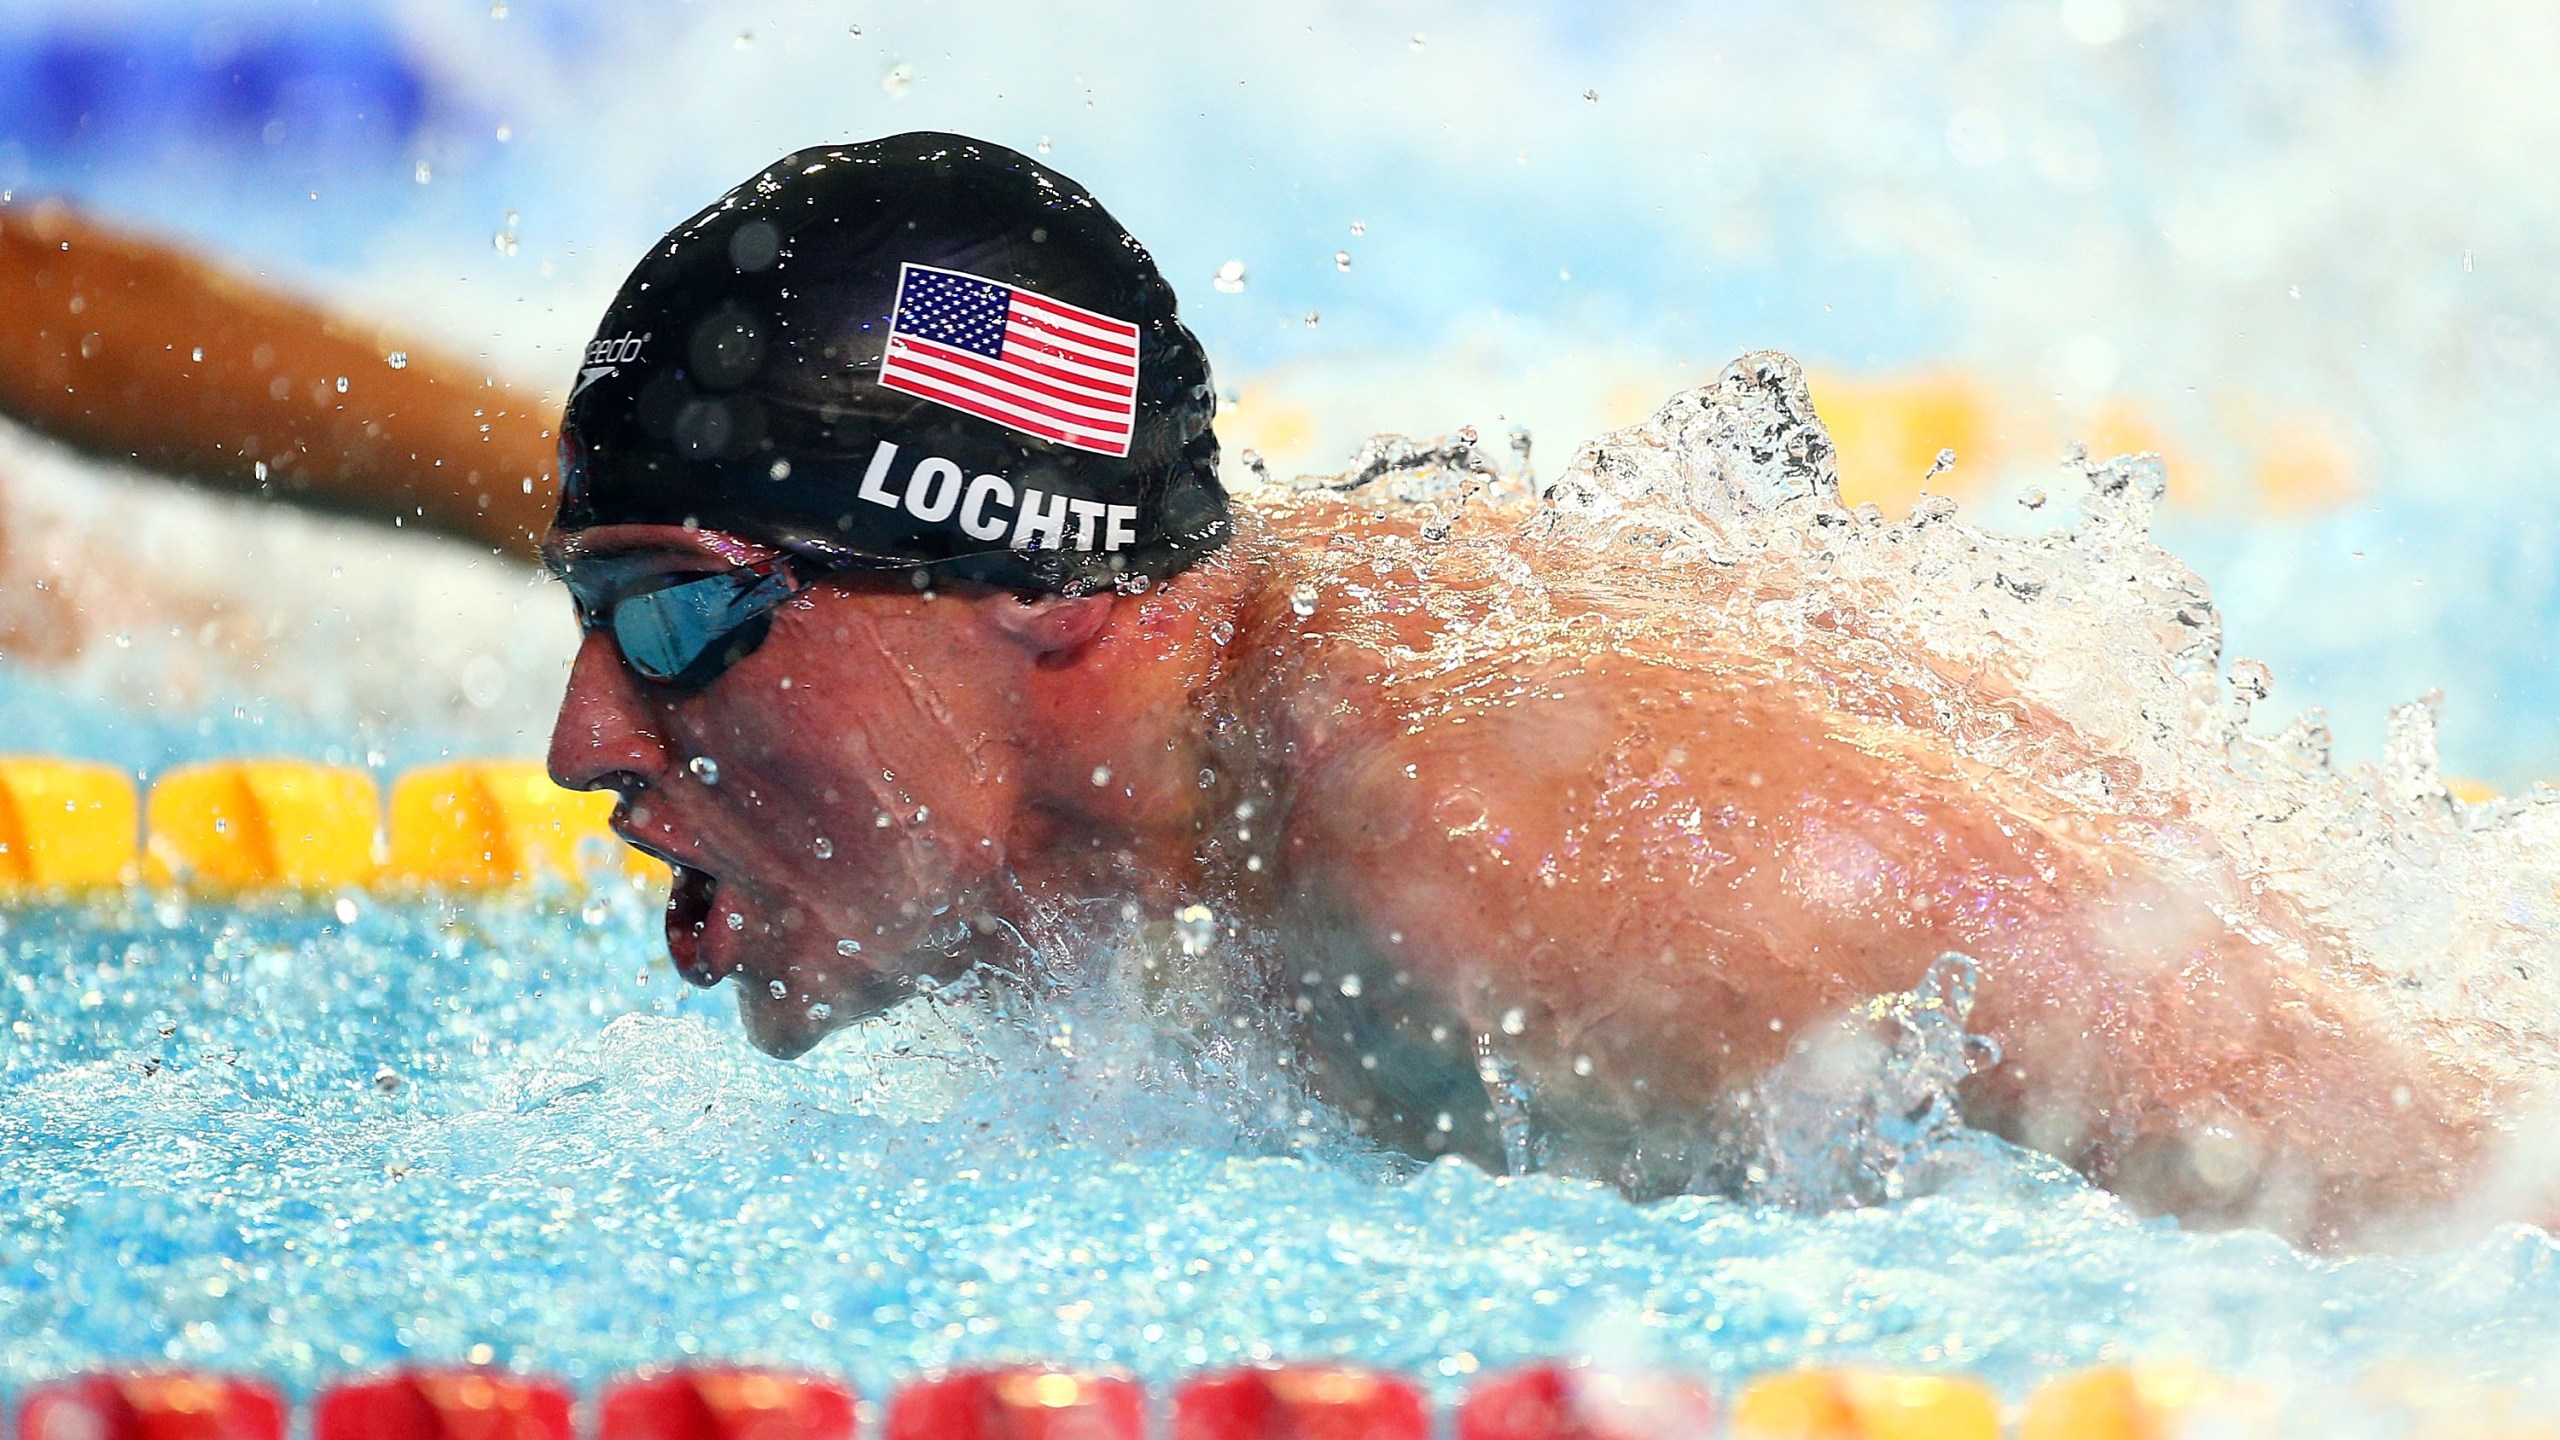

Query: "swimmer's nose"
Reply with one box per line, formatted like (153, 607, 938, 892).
(549, 627, 669, 796)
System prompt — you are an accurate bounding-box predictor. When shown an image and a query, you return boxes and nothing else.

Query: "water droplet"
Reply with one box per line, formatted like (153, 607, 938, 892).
(689, 756, 720, 785)
(385, 351, 409, 370)
(813, 837, 834, 859)
(1289, 581, 1318, 617)
(769, 979, 789, 999)
(414, 161, 432, 184)
(1334, 249, 1352, 272)
(725, 911, 745, 932)
(1338, 974, 1363, 997)
(836, 939, 863, 957)
(881, 61, 915, 98)
(1499, 1007, 1527, 1036)
(1090, 766, 1113, 788)
(1175, 904, 1218, 956)
(1212, 260, 1248, 294)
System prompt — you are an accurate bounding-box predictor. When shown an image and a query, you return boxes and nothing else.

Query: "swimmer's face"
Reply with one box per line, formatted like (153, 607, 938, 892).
(544, 523, 1039, 1057)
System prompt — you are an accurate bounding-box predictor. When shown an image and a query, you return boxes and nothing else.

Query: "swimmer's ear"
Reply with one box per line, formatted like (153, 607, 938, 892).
(982, 592, 1113, 653)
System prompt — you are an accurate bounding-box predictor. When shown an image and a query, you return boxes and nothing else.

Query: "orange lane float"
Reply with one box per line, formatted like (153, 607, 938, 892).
(388, 759, 625, 887)
(0, 757, 138, 891)
(1729, 1369, 2001, 1440)
(144, 760, 380, 890)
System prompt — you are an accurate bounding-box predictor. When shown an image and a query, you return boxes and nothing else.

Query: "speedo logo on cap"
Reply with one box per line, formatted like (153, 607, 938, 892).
(877, 264, 1141, 457)
(573, 331, 649, 397)
(856, 440, 1138, 553)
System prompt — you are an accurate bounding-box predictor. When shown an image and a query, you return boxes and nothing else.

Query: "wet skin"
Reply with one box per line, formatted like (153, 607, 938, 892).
(548, 494, 2491, 1246)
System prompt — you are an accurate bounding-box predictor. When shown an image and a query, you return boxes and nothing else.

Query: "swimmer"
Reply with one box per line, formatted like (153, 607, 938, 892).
(0, 198, 556, 559)
(544, 133, 2511, 1248)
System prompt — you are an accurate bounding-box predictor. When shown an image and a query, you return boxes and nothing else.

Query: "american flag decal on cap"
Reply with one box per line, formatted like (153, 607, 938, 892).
(877, 263, 1141, 457)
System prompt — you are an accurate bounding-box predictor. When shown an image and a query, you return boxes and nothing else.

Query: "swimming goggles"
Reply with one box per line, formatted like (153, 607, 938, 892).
(566, 557, 802, 691)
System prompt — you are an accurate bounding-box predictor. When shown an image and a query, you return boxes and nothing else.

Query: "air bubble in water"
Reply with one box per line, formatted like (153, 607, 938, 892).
(2020, 486, 2048, 510)
(1573, 1054, 1595, 1077)
(334, 896, 360, 925)
(881, 62, 915, 98)
(1349, 220, 1366, 236)
(492, 231, 518, 256)
(1212, 260, 1247, 294)
(1175, 904, 1217, 956)
(1334, 250, 1351, 272)
(1091, 766, 1112, 787)
(414, 161, 432, 185)
(335, 376, 349, 394)
(1290, 581, 1318, 617)
(1583, 88, 1600, 103)
(1338, 974, 1362, 997)
(813, 837, 833, 859)
(808, 1003, 833, 1020)
(836, 939, 862, 957)
(386, 351, 409, 369)
(1499, 1007, 1527, 1036)
(373, 1067, 404, 1095)
(689, 756, 720, 785)
(1304, 310, 1320, 327)
(1924, 447, 1955, 482)
(769, 980, 788, 999)
(725, 912, 744, 932)
(1210, 620, 1236, 646)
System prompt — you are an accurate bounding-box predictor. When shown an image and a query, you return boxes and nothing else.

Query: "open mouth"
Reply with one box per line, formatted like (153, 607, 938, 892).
(664, 862, 725, 986)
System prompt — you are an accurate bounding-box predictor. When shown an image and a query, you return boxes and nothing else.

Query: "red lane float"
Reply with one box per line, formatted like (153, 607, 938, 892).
(16, 1374, 285, 1440)
(1458, 1365, 1717, 1440)
(1172, 1365, 1428, 1440)
(598, 1369, 858, 1440)
(312, 1371, 574, 1440)
(885, 1369, 1145, 1440)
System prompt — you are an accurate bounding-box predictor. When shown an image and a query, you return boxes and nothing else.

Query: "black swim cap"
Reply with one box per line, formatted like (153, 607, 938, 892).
(555, 132, 1227, 595)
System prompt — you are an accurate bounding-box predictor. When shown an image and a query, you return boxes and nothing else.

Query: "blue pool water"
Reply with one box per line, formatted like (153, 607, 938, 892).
(5, 849, 2560, 1418)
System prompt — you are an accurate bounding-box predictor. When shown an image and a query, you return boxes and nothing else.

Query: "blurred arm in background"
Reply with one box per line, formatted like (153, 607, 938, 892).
(0, 198, 555, 560)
